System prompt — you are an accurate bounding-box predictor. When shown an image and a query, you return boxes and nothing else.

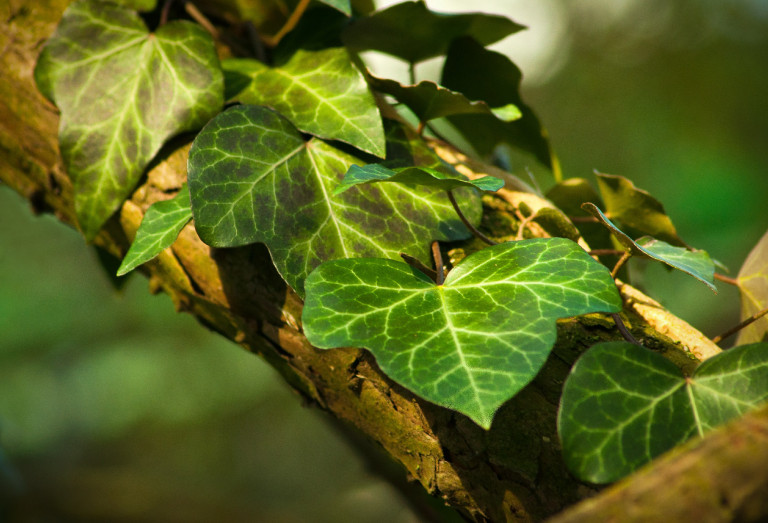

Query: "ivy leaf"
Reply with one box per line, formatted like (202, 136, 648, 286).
(222, 48, 385, 157)
(303, 238, 623, 428)
(116, 185, 192, 276)
(583, 203, 716, 292)
(737, 229, 768, 344)
(367, 75, 521, 123)
(441, 37, 552, 168)
(595, 172, 686, 246)
(334, 164, 504, 195)
(558, 341, 768, 483)
(546, 178, 612, 251)
(187, 105, 479, 296)
(34, 0, 223, 241)
(342, 1, 524, 64)
(316, 0, 351, 15)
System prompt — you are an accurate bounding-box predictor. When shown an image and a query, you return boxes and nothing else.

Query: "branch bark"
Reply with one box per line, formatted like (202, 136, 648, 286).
(2, 2, 765, 521)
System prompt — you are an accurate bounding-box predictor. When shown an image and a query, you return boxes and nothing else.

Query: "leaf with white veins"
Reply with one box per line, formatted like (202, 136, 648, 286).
(34, 0, 223, 240)
(303, 238, 623, 428)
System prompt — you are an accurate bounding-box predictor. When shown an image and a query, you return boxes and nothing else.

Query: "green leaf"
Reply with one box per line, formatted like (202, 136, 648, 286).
(558, 341, 768, 483)
(367, 75, 521, 123)
(116, 185, 192, 276)
(187, 105, 479, 296)
(113, 0, 156, 10)
(737, 229, 768, 344)
(441, 37, 552, 168)
(334, 164, 504, 195)
(303, 238, 623, 428)
(595, 172, 686, 246)
(34, 0, 223, 241)
(222, 48, 385, 157)
(582, 203, 716, 292)
(546, 178, 612, 252)
(342, 1, 524, 63)
(317, 0, 351, 15)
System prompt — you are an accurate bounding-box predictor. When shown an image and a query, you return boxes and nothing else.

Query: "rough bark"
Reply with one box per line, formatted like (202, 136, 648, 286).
(2, 2, 764, 521)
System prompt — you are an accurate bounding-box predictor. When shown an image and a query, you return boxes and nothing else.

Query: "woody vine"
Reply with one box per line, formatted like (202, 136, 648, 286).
(33, 0, 768, 488)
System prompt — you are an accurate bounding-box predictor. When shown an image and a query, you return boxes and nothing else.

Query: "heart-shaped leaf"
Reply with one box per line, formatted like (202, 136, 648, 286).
(334, 164, 504, 195)
(441, 37, 552, 168)
(367, 75, 521, 123)
(595, 172, 686, 246)
(34, 0, 223, 241)
(558, 341, 768, 483)
(222, 48, 385, 157)
(116, 185, 192, 276)
(187, 105, 479, 296)
(583, 203, 716, 292)
(737, 229, 768, 344)
(303, 238, 623, 428)
(342, 1, 524, 64)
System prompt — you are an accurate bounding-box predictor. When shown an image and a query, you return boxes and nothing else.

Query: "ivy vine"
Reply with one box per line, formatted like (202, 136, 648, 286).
(37, 0, 768, 485)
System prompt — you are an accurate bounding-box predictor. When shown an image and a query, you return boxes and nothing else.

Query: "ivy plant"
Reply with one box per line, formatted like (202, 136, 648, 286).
(35, 0, 768, 491)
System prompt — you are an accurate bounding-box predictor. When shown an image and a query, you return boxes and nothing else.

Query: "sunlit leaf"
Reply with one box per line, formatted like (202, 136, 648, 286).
(223, 48, 385, 157)
(187, 105, 480, 295)
(34, 0, 223, 240)
(116, 186, 192, 276)
(342, 1, 524, 63)
(334, 164, 503, 195)
(559, 341, 768, 483)
(595, 172, 686, 246)
(303, 238, 623, 428)
(546, 178, 612, 251)
(441, 37, 551, 168)
(368, 75, 521, 123)
(317, 0, 351, 15)
(583, 203, 716, 292)
(737, 229, 768, 344)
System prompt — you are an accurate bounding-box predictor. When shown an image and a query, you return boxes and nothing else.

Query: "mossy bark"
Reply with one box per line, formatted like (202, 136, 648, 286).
(1, 2, 765, 522)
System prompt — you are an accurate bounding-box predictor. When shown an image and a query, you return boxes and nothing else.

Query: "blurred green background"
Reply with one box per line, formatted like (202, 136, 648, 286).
(2, 0, 767, 520)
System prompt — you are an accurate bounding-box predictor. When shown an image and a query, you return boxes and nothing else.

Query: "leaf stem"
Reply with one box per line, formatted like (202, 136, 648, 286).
(589, 249, 625, 257)
(261, 0, 311, 47)
(184, 2, 251, 56)
(611, 313, 643, 346)
(569, 215, 600, 223)
(160, 0, 174, 26)
(431, 241, 444, 285)
(408, 62, 416, 85)
(611, 251, 631, 278)
(447, 190, 497, 246)
(714, 273, 739, 287)
(711, 306, 768, 345)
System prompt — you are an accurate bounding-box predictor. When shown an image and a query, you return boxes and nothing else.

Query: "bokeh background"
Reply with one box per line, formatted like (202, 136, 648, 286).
(2, 0, 767, 520)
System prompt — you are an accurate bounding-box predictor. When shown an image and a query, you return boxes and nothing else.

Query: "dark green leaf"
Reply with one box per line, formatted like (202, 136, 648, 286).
(334, 164, 504, 195)
(117, 185, 192, 276)
(342, 1, 524, 63)
(368, 75, 521, 123)
(441, 37, 552, 168)
(303, 238, 623, 428)
(595, 172, 686, 246)
(317, 0, 351, 15)
(737, 229, 768, 344)
(583, 203, 716, 292)
(222, 48, 384, 157)
(546, 178, 612, 251)
(34, 0, 223, 240)
(187, 105, 480, 296)
(559, 341, 768, 483)
(114, 0, 156, 10)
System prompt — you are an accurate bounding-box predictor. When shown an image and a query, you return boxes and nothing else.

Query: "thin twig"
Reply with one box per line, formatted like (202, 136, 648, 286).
(569, 216, 600, 223)
(160, 0, 174, 26)
(714, 273, 739, 287)
(260, 0, 311, 47)
(431, 241, 444, 286)
(611, 313, 643, 346)
(184, 2, 251, 56)
(712, 306, 768, 345)
(611, 251, 631, 278)
(447, 190, 497, 246)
